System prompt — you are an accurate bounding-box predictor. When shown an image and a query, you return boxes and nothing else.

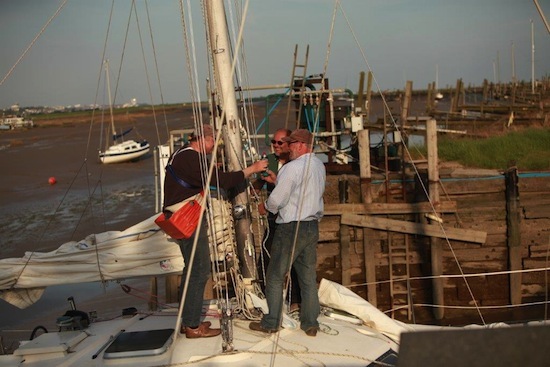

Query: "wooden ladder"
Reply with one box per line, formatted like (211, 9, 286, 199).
(285, 44, 310, 130)
(387, 231, 412, 320)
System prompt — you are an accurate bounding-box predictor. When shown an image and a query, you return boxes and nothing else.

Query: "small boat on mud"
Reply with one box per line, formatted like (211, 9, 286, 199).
(98, 60, 149, 164)
(99, 139, 150, 164)
(1, 1, 549, 366)
(0, 116, 33, 129)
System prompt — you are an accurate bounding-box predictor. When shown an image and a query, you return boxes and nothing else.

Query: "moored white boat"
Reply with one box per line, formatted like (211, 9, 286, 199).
(98, 60, 150, 164)
(0, 116, 33, 129)
(99, 139, 150, 164)
(2, 2, 550, 366)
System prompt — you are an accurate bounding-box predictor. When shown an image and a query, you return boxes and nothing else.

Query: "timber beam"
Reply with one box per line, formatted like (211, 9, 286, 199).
(325, 201, 457, 216)
(341, 213, 486, 244)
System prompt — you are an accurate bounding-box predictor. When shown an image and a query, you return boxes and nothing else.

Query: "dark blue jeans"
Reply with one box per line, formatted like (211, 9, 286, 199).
(177, 217, 211, 328)
(257, 217, 302, 305)
(261, 221, 320, 331)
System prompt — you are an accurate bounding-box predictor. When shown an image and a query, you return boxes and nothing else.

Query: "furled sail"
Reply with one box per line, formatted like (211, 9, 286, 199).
(0, 215, 184, 309)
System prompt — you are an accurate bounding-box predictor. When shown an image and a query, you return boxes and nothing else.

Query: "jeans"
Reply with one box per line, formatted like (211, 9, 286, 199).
(177, 217, 211, 328)
(261, 221, 320, 331)
(258, 217, 302, 305)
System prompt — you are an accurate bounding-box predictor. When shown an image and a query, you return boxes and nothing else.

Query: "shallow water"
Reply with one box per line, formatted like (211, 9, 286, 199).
(0, 119, 168, 341)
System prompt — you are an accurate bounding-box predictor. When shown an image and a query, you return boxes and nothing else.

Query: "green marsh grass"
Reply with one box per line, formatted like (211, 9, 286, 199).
(412, 128, 550, 171)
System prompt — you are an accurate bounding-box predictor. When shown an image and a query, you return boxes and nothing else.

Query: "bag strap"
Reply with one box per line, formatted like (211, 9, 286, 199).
(167, 146, 196, 189)
(167, 165, 195, 188)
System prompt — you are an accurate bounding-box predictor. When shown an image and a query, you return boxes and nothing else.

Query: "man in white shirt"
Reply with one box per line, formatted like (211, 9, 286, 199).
(250, 129, 326, 337)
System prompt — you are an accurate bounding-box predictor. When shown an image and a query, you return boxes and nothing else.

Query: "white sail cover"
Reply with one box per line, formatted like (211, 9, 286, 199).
(0, 214, 184, 309)
(318, 278, 417, 341)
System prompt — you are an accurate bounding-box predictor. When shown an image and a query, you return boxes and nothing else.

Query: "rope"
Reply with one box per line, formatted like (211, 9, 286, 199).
(144, 0, 171, 142)
(341, 265, 550, 319)
(172, 0, 272, 341)
(346, 266, 550, 286)
(86, 0, 115, 157)
(173, 0, 222, 344)
(131, 1, 162, 146)
(0, 0, 69, 87)
(227, 0, 260, 158)
(399, 300, 550, 313)
(335, 1, 488, 323)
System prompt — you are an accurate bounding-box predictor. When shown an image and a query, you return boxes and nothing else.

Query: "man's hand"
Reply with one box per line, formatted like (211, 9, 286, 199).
(258, 201, 267, 216)
(262, 169, 277, 184)
(243, 159, 268, 178)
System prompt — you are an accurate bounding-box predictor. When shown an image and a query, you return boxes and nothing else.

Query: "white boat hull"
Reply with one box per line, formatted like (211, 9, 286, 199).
(0, 299, 400, 366)
(2, 278, 542, 367)
(99, 140, 150, 164)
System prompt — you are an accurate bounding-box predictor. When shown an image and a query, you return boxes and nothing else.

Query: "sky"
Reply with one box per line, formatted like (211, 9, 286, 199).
(0, 0, 549, 110)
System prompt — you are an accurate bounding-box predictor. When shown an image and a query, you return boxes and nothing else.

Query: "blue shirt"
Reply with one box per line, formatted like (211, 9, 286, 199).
(266, 153, 326, 224)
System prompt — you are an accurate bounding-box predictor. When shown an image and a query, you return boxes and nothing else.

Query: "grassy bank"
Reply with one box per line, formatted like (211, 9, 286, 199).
(31, 104, 188, 122)
(413, 128, 550, 171)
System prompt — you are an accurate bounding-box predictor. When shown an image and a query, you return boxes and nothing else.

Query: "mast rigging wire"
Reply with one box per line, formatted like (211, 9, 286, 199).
(0, 0, 69, 88)
(335, 1, 486, 324)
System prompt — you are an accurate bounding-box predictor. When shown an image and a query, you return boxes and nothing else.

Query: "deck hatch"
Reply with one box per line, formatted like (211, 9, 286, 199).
(103, 328, 174, 359)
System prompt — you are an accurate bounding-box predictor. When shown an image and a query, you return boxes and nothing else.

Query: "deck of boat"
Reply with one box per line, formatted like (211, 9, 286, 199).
(0, 304, 399, 366)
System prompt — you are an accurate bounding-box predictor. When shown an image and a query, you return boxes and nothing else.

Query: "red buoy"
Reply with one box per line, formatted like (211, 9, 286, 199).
(48, 177, 57, 185)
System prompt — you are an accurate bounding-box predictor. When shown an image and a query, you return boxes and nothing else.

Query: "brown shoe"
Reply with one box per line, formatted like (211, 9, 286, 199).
(249, 321, 278, 334)
(185, 322, 221, 338)
(304, 327, 318, 337)
(180, 321, 211, 334)
(289, 303, 300, 312)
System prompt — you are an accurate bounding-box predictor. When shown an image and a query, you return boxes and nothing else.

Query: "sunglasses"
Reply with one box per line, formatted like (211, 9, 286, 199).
(271, 140, 285, 146)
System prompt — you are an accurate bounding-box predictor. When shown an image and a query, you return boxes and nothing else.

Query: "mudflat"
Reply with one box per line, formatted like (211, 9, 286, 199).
(0, 108, 195, 342)
(1, 108, 203, 257)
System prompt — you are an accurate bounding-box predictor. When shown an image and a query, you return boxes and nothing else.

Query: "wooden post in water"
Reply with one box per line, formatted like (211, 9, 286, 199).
(505, 167, 522, 304)
(356, 71, 373, 123)
(366, 72, 373, 123)
(401, 81, 412, 128)
(359, 129, 372, 204)
(482, 79, 488, 116)
(427, 118, 444, 319)
(450, 79, 462, 114)
(426, 82, 434, 113)
(357, 72, 365, 114)
(358, 129, 377, 306)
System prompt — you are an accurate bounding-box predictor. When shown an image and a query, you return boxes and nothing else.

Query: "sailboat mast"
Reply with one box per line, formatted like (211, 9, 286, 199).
(205, 0, 256, 279)
(104, 60, 116, 140)
(533, 0, 550, 34)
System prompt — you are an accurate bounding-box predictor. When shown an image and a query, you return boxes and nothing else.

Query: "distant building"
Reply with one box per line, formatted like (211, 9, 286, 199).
(122, 98, 138, 108)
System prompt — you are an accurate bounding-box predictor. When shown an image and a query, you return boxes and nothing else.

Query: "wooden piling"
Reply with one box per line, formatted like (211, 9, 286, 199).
(358, 129, 377, 306)
(357, 72, 365, 114)
(427, 118, 444, 319)
(482, 79, 488, 115)
(427, 82, 435, 113)
(366, 72, 373, 123)
(505, 167, 522, 305)
(451, 79, 462, 114)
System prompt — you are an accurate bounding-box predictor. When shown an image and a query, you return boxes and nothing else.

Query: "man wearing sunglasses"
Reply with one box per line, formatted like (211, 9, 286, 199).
(255, 128, 302, 311)
(251, 129, 325, 337)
